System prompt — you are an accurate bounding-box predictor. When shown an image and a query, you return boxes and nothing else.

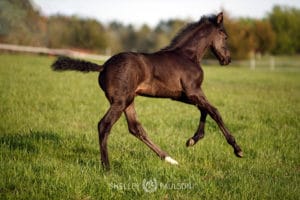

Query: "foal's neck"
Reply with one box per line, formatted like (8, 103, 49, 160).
(176, 24, 214, 65)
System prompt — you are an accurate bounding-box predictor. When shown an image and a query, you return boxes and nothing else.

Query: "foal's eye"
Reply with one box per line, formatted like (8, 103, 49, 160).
(220, 31, 228, 40)
(219, 30, 225, 35)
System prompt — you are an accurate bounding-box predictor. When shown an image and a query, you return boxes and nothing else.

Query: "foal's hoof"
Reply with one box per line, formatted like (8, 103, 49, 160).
(234, 150, 243, 158)
(165, 156, 179, 165)
(186, 138, 195, 147)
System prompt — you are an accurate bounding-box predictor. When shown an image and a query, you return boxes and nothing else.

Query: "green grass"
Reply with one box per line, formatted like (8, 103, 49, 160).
(0, 53, 299, 199)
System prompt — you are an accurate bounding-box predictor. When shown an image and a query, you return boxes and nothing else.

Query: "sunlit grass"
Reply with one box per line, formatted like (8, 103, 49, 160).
(0, 53, 299, 199)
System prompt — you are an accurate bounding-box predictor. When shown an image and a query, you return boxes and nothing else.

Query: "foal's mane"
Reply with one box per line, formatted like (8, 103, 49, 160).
(162, 14, 218, 51)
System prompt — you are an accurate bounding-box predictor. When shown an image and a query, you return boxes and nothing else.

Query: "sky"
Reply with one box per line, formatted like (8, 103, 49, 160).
(33, 0, 300, 27)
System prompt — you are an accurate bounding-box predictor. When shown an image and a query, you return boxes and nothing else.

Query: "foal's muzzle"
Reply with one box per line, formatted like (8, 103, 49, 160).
(211, 46, 231, 66)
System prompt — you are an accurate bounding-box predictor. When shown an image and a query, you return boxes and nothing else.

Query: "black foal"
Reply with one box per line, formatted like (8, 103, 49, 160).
(52, 12, 243, 170)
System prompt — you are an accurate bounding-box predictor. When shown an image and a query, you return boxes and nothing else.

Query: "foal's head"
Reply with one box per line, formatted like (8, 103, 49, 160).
(210, 12, 231, 65)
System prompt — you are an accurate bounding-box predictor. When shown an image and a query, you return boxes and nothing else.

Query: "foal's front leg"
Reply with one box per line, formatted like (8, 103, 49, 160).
(187, 91, 243, 157)
(186, 109, 207, 147)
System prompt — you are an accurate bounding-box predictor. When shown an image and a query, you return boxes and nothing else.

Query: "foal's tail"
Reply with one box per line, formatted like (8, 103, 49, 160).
(51, 56, 103, 72)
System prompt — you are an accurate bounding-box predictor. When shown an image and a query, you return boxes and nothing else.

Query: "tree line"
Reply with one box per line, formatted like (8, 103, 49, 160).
(1, 0, 300, 59)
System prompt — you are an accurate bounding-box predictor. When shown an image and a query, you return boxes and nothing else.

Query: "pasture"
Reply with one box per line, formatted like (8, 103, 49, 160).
(0, 53, 299, 199)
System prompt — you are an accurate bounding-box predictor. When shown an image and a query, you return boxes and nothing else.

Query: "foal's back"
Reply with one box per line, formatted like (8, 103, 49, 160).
(99, 51, 203, 100)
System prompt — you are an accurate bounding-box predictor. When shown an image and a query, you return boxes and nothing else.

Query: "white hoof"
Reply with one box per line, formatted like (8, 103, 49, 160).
(165, 156, 179, 165)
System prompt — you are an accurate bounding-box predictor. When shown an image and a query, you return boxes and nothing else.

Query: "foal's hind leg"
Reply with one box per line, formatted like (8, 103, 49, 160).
(98, 104, 124, 170)
(186, 108, 207, 147)
(124, 102, 178, 165)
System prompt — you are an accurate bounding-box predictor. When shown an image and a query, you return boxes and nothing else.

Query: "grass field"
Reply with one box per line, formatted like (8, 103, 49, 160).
(0, 53, 299, 199)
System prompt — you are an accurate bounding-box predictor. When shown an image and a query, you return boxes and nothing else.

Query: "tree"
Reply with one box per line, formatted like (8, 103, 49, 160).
(0, 0, 46, 46)
(253, 20, 276, 54)
(47, 15, 108, 53)
(224, 15, 276, 59)
(269, 5, 300, 54)
(224, 17, 256, 59)
(107, 22, 124, 53)
(153, 19, 188, 50)
(47, 15, 73, 48)
(135, 24, 155, 52)
(2, 1, 300, 57)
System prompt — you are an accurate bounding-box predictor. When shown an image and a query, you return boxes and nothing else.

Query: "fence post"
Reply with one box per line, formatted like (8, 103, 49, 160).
(270, 56, 275, 71)
(250, 57, 255, 70)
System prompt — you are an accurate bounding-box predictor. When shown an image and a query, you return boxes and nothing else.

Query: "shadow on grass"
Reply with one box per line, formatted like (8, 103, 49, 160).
(0, 131, 61, 154)
(1, 131, 110, 170)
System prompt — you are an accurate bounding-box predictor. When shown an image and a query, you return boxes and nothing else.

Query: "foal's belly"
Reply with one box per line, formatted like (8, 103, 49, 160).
(135, 81, 182, 98)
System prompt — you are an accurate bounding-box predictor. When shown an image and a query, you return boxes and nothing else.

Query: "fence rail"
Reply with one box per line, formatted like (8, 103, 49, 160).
(1, 43, 299, 70)
(203, 57, 300, 70)
(0, 43, 109, 61)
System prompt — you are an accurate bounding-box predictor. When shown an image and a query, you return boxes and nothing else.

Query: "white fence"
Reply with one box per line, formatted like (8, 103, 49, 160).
(1, 43, 299, 70)
(0, 43, 109, 61)
(203, 56, 300, 71)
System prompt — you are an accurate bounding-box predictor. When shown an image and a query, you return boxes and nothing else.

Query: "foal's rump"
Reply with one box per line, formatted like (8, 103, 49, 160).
(98, 52, 146, 96)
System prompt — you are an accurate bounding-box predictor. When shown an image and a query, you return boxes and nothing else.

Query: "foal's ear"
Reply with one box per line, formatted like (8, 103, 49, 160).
(216, 12, 223, 24)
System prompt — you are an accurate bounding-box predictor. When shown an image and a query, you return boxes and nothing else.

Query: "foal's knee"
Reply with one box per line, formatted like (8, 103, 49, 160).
(207, 106, 223, 122)
(128, 122, 146, 139)
(128, 121, 139, 135)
